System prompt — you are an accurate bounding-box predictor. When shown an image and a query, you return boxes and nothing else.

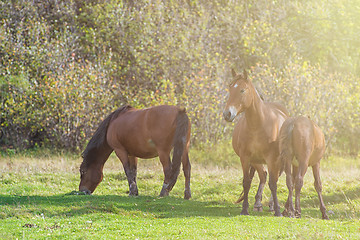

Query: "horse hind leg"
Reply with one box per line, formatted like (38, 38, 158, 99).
(158, 151, 172, 197)
(253, 165, 267, 212)
(182, 152, 191, 200)
(294, 161, 308, 218)
(283, 162, 295, 218)
(268, 170, 282, 217)
(312, 163, 329, 220)
(268, 194, 274, 212)
(240, 163, 253, 215)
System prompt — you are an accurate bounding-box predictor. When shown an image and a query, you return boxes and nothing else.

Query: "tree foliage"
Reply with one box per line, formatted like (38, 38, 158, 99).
(1, 0, 359, 154)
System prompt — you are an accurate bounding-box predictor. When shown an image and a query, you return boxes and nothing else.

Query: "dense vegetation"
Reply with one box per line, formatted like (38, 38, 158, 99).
(1, 0, 360, 154)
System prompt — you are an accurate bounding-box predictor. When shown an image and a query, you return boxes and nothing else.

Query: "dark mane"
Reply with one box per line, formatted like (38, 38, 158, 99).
(80, 105, 132, 169)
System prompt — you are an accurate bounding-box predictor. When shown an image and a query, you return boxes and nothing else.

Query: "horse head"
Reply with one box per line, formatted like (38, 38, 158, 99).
(79, 161, 104, 195)
(223, 69, 254, 122)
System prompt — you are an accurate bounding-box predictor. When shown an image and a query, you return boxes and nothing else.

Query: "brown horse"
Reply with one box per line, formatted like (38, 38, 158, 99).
(223, 69, 289, 216)
(279, 116, 329, 219)
(79, 105, 191, 199)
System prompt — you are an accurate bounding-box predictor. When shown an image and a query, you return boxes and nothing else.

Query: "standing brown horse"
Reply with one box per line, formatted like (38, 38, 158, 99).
(79, 105, 191, 199)
(223, 69, 289, 216)
(279, 116, 328, 219)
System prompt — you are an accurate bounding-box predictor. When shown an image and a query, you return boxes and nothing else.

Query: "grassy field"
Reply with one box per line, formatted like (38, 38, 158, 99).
(0, 144, 359, 239)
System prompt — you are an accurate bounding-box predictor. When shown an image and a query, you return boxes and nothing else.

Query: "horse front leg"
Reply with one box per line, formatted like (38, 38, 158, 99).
(240, 162, 252, 215)
(116, 150, 138, 196)
(127, 156, 138, 196)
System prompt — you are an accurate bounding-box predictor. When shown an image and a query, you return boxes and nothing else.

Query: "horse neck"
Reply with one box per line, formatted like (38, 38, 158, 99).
(244, 87, 267, 129)
(81, 145, 113, 171)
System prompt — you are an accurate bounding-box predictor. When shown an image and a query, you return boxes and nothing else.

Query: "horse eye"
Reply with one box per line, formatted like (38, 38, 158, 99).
(240, 89, 246, 93)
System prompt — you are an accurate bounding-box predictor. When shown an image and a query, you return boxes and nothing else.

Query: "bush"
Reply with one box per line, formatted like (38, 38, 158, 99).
(1, 0, 360, 155)
(251, 62, 360, 154)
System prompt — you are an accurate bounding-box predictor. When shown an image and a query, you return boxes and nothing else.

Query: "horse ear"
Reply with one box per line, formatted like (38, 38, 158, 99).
(231, 69, 237, 78)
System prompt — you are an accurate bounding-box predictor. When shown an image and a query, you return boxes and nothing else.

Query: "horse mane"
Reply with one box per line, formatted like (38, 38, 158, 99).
(254, 87, 265, 101)
(81, 105, 132, 168)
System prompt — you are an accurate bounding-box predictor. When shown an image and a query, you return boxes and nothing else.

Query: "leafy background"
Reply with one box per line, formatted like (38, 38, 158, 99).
(1, 0, 359, 154)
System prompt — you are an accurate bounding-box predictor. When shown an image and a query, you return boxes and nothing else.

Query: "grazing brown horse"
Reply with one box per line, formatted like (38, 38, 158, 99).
(279, 116, 328, 219)
(223, 69, 289, 216)
(79, 105, 192, 199)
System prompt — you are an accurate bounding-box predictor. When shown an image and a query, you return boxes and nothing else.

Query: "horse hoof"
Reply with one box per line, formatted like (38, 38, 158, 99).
(240, 211, 249, 216)
(184, 191, 191, 200)
(275, 213, 282, 217)
(253, 206, 263, 212)
(128, 183, 138, 196)
(128, 188, 138, 196)
(282, 210, 288, 217)
(159, 189, 169, 197)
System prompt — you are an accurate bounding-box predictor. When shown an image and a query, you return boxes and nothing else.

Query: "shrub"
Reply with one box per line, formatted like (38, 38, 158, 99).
(1, 0, 359, 156)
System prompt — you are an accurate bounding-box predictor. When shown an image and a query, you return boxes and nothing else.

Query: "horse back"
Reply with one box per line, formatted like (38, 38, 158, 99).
(106, 105, 186, 158)
(281, 116, 325, 166)
(145, 105, 189, 147)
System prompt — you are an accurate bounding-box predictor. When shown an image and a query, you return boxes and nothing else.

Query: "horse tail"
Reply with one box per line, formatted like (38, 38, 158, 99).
(279, 120, 295, 176)
(81, 105, 131, 169)
(235, 165, 256, 204)
(168, 107, 190, 191)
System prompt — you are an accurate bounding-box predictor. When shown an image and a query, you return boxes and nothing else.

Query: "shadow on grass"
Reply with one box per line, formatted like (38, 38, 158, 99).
(289, 186, 360, 208)
(275, 186, 360, 220)
(1, 186, 359, 220)
(0, 193, 245, 219)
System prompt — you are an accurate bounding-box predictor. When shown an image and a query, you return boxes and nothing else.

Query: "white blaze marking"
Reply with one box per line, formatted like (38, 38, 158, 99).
(229, 106, 238, 118)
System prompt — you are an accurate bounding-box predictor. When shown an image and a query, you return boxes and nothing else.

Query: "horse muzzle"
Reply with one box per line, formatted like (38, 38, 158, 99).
(79, 186, 92, 195)
(223, 110, 234, 122)
(223, 105, 240, 122)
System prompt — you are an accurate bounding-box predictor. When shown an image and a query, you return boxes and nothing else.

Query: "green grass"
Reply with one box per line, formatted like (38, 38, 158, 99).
(0, 146, 359, 239)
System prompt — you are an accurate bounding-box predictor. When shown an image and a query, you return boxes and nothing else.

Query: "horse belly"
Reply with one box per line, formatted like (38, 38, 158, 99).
(249, 152, 266, 164)
(107, 126, 158, 159)
(124, 138, 159, 159)
(247, 138, 269, 164)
